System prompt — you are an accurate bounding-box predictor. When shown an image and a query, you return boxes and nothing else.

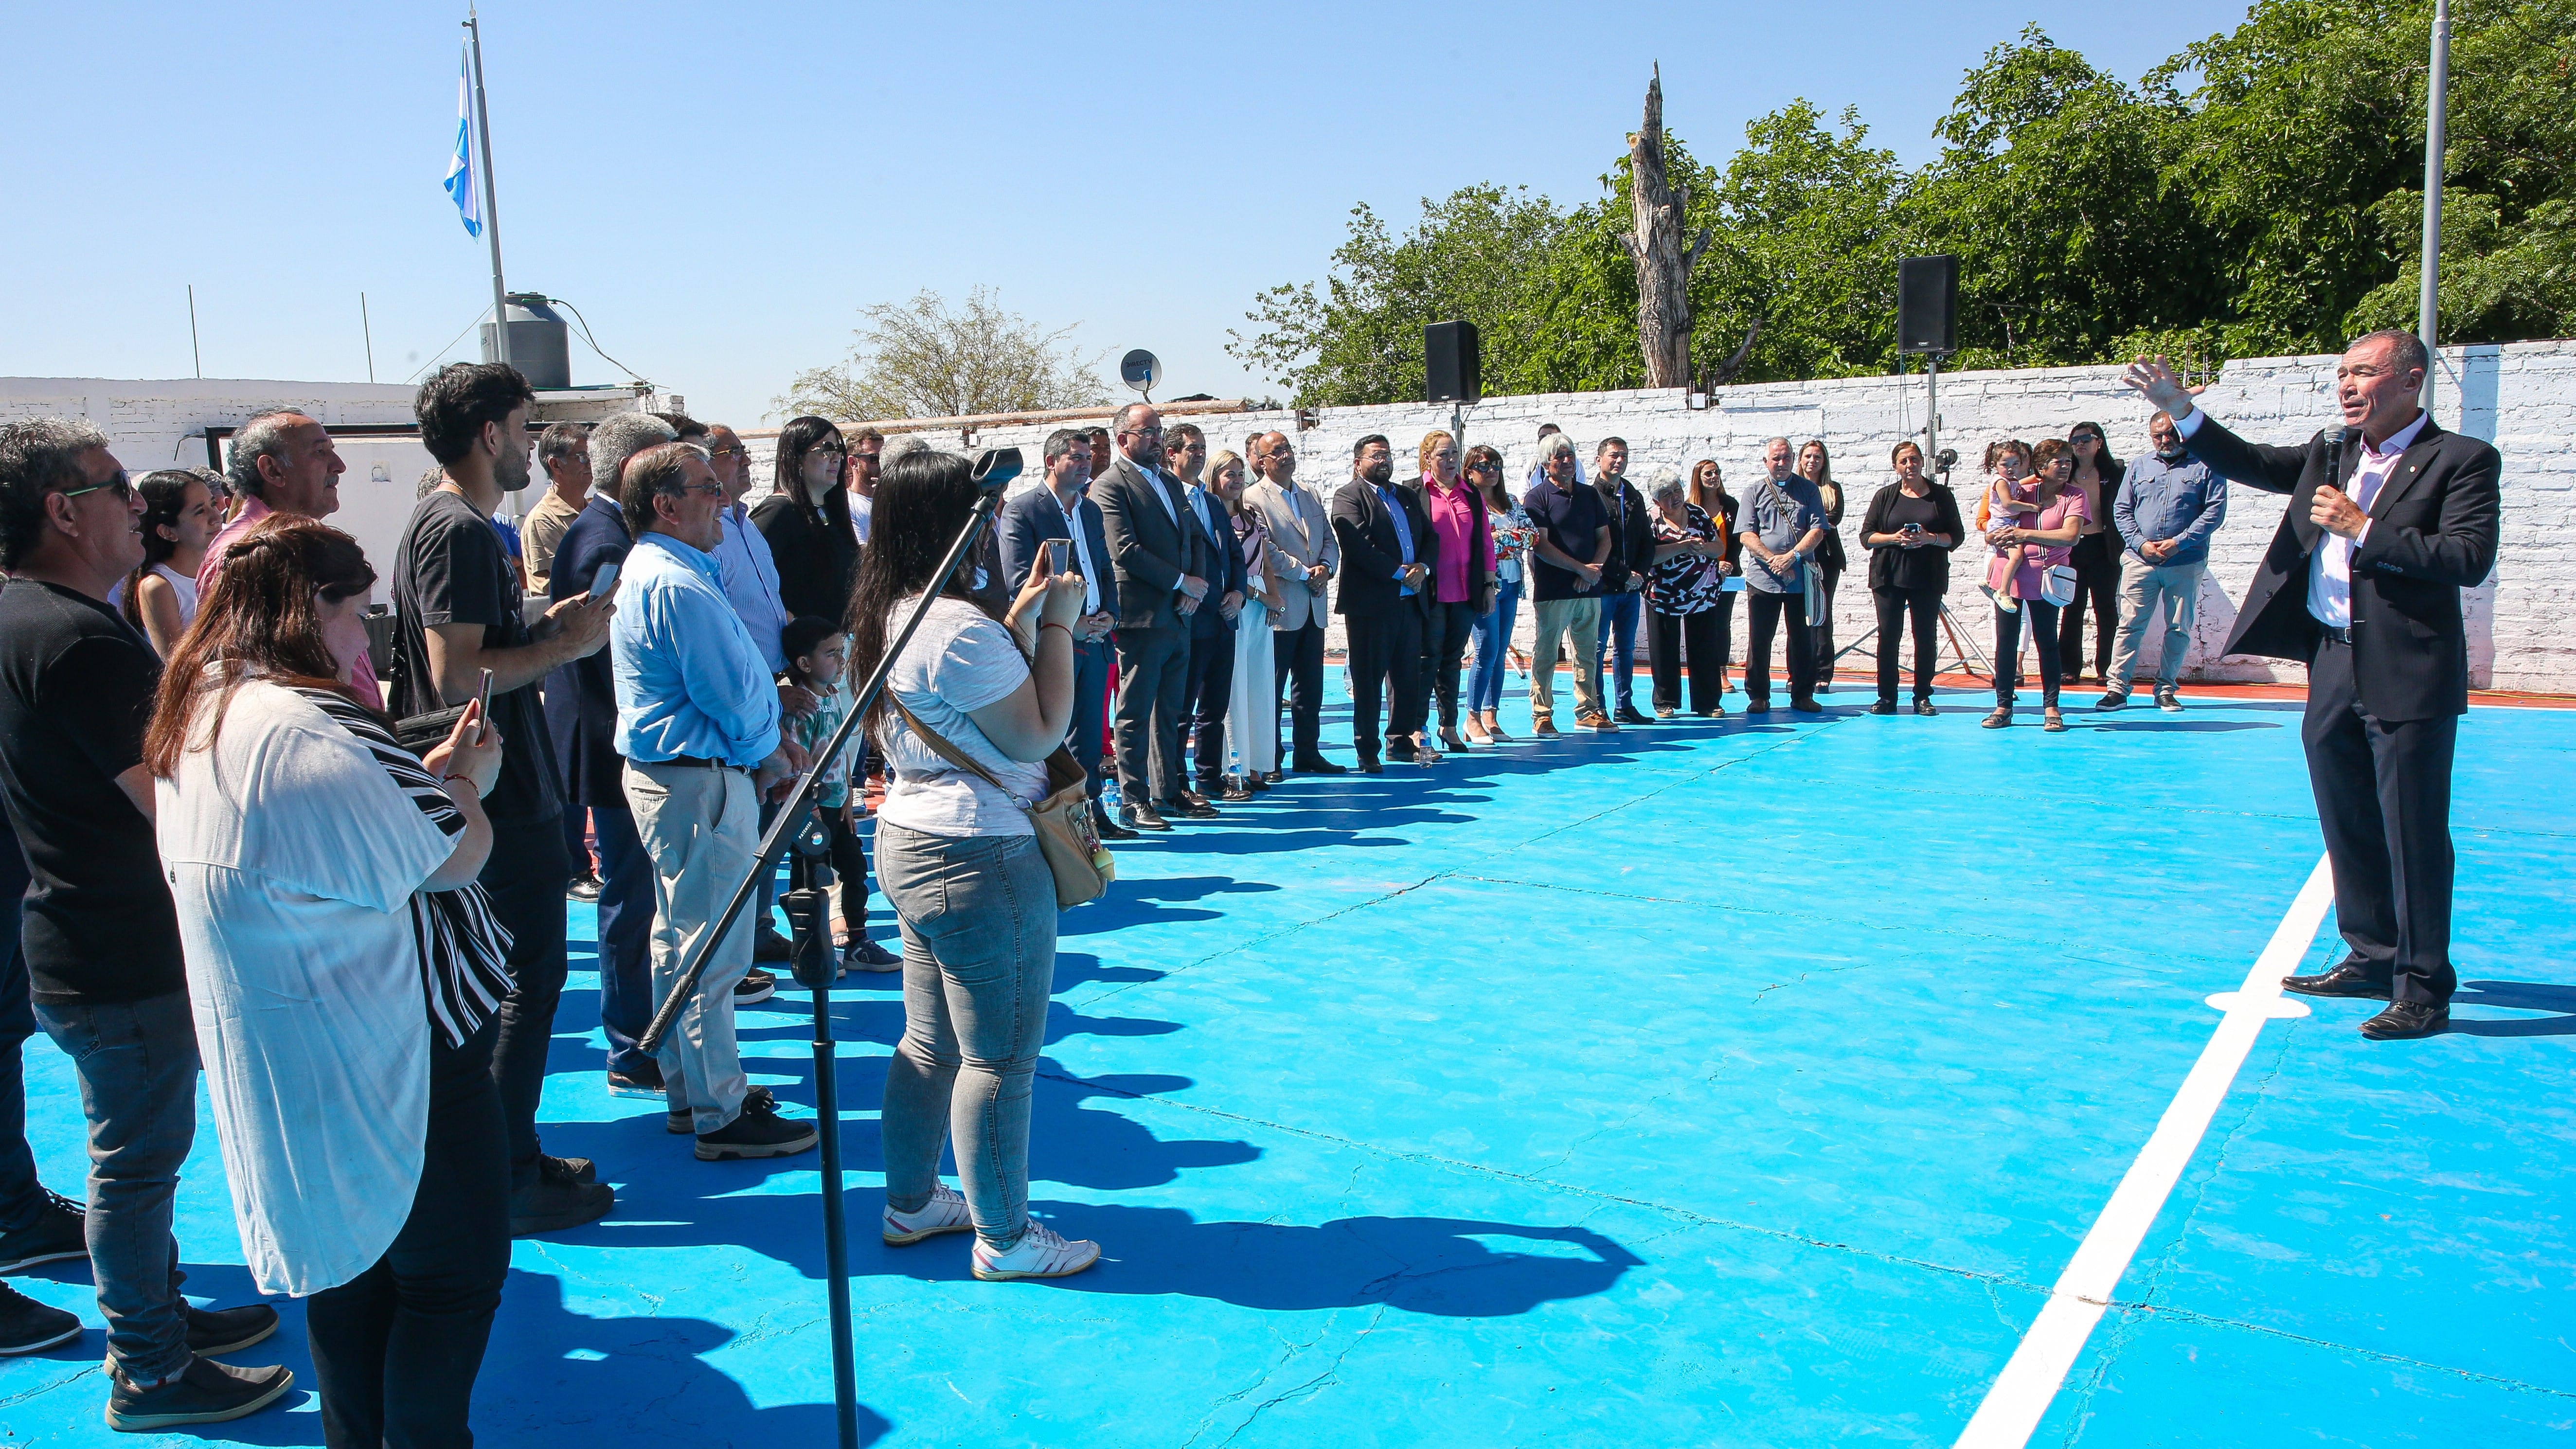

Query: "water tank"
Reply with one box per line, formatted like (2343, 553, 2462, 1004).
(479, 296, 572, 389)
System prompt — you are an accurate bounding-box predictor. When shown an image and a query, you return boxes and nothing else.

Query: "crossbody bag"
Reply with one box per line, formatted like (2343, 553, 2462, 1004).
(891, 702, 1113, 909)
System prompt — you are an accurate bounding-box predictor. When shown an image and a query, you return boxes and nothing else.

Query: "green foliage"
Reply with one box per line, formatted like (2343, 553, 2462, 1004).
(1236, 0, 2576, 406)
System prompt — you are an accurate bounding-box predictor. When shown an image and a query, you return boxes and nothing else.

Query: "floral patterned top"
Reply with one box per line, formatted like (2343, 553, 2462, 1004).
(1646, 503, 1723, 615)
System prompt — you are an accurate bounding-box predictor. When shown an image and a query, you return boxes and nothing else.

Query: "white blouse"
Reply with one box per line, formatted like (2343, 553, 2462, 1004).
(154, 681, 455, 1296)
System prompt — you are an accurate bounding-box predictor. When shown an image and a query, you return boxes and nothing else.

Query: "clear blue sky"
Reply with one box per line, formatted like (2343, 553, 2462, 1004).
(15, 1, 2258, 425)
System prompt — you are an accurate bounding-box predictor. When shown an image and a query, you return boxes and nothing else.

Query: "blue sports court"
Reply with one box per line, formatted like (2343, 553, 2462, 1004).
(6, 679, 2572, 1447)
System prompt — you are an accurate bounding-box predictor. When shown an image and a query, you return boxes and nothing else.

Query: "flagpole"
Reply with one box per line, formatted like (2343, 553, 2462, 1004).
(465, 6, 511, 370)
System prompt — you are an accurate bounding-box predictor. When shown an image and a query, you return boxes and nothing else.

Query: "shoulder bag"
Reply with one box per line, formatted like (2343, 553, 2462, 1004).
(891, 702, 1114, 909)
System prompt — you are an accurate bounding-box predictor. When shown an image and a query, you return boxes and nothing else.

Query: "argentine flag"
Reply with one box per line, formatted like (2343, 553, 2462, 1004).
(443, 42, 481, 237)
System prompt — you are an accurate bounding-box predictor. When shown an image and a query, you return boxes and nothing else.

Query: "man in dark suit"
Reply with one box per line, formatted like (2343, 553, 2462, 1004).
(1000, 429, 1132, 839)
(542, 413, 662, 1094)
(1331, 433, 1442, 772)
(1170, 424, 1251, 801)
(2126, 331, 2502, 1039)
(1092, 403, 1216, 830)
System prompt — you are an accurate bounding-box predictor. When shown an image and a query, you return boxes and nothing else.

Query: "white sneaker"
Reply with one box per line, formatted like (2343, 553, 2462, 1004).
(971, 1220, 1100, 1281)
(882, 1183, 974, 1246)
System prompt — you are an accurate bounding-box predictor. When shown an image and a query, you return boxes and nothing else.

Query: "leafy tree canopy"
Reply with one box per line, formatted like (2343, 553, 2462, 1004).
(1234, 0, 2576, 405)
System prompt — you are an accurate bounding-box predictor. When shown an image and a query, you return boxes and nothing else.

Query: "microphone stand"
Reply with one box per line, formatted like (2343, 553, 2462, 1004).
(637, 449, 1018, 1449)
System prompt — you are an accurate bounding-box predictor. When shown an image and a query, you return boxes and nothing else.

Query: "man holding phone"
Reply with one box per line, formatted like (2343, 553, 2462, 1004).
(395, 364, 618, 1237)
(999, 429, 1127, 837)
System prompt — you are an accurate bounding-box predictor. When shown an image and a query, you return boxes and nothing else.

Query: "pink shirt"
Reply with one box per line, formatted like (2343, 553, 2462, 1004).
(1996, 485, 2091, 599)
(1420, 476, 1488, 605)
(198, 495, 385, 710)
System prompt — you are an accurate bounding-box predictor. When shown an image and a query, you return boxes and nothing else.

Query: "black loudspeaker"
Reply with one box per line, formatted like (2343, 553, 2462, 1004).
(1898, 255, 1958, 356)
(1425, 320, 1481, 403)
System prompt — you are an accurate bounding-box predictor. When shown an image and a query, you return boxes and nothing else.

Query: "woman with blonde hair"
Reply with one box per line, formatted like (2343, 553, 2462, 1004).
(1213, 449, 1281, 789)
(1414, 430, 1491, 753)
(1686, 460, 1740, 701)
(1796, 440, 1847, 691)
(1463, 444, 1529, 741)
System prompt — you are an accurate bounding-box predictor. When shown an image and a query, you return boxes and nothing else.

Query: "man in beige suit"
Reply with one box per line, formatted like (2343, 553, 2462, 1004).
(1243, 431, 1343, 774)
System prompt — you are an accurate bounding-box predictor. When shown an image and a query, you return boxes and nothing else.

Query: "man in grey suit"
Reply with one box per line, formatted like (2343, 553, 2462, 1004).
(1243, 431, 1344, 773)
(1092, 403, 1216, 830)
(1000, 429, 1131, 838)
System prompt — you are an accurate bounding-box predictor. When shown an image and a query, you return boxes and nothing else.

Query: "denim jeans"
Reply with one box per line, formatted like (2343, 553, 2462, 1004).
(306, 1018, 509, 1449)
(876, 823, 1057, 1252)
(1467, 579, 1523, 713)
(33, 989, 198, 1384)
(589, 804, 659, 1080)
(1595, 588, 1643, 712)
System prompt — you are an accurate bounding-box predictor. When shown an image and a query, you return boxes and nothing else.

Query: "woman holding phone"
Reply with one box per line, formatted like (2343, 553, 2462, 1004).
(1859, 442, 1964, 716)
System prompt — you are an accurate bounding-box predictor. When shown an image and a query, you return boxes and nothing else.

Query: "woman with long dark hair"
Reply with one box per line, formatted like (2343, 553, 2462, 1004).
(1685, 460, 1740, 701)
(1797, 440, 1847, 690)
(1463, 444, 1530, 742)
(1984, 438, 2090, 732)
(2057, 421, 2125, 685)
(143, 516, 512, 1445)
(751, 415, 860, 623)
(845, 450, 1099, 1281)
(118, 468, 218, 657)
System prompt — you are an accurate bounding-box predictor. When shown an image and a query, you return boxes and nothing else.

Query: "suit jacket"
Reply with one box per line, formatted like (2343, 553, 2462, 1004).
(998, 484, 1120, 620)
(750, 490, 860, 625)
(2185, 413, 2501, 721)
(1180, 483, 1248, 633)
(1330, 476, 1439, 620)
(1245, 475, 1337, 630)
(543, 495, 634, 807)
(1091, 455, 1208, 632)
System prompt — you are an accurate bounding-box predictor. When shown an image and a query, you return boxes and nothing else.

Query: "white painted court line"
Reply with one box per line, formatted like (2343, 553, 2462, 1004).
(1952, 853, 2336, 1448)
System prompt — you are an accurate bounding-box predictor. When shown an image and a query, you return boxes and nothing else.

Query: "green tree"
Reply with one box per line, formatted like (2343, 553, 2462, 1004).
(777, 287, 1106, 422)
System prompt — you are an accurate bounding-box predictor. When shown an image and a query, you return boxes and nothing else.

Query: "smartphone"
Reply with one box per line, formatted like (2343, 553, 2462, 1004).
(472, 667, 496, 744)
(1045, 538, 1070, 574)
(589, 561, 620, 596)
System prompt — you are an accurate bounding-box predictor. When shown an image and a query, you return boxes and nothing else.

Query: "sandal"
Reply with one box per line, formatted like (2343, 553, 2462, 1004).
(2043, 707, 2066, 733)
(1981, 705, 2013, 729)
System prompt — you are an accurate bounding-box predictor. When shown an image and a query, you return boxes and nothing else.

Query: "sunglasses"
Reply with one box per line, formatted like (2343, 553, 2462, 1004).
(60, 471, 134, 502)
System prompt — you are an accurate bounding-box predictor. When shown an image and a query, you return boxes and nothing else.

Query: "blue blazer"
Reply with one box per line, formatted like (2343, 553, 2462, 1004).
(544, 495, 633, 807)
(999, 484, 1120, 621)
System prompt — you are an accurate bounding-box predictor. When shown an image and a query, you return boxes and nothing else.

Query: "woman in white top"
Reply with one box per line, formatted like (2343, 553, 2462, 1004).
(1214, 448, 1281, 789)
(142, 516, 513, 1446)
(117, 468, 217, 657)
(848, 449, 1097, 1282)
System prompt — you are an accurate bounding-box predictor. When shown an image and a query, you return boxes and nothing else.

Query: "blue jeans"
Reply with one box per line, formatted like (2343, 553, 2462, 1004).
(33, 990, 198, 1383)
(877, 824, 1056, 1252)
(1467, 579, 1522, 713)
(1596, 589, 1643, 712)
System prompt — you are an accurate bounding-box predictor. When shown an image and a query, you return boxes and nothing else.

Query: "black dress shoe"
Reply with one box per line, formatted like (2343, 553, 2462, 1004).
(1122, 803, 1171, 831)
(1168, 794, 1221, 819)
(2282, 963, 2392, 1001)
(1358, 757, 1384, 774)
(1789, 696, 1823, 713)
(1914, 700, 1939, 716)
(1868, 700, 1897, 715)
(1260, 769, 1286, 785)
(1613, 706, 1652, 725)
(1093, 811, 1140, 841)
(567, 873, 603, 903)
(1293, 757, 1348, 775)
(2360, 1000, 2449, 1039)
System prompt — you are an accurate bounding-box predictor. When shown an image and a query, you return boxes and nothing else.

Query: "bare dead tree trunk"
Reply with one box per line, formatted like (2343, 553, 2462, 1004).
(1625, 64, 1712, 389)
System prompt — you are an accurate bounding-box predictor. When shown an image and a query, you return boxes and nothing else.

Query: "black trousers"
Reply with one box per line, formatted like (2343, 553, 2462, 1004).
(1873, 586, 1943, 705)
(1810, 561, 1843, 683)
(1424, 599, 1478, 731)
(480, 817, 571, 1190)
(1343, 607, 1426, 758)
(1646, 607, 1722, 714)
(307, 1018, 510, 1449)
(1183, 619, 1235, 788)
(1112, 625, 1189, 805)
(1994, 599, 2064, 707)
(1273, 618, 1327, 763)
(1709, 590, 1737, 692)
(1743, 590, 1815, 704)
(2057, 533, 2120, 682)
(2304, 635, 2459, 1005)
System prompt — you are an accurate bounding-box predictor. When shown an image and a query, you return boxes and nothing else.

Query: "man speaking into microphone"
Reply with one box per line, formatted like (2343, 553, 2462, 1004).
(2124, 333, 2500, 1039)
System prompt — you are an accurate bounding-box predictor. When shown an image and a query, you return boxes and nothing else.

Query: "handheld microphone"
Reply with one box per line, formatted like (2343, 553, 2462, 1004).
(2321, 424, 2350, 493)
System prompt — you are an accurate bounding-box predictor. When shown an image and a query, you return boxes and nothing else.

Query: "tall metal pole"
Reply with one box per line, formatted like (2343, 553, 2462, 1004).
(361, 292, 376, 383)
(1924, 353, 1941, 467)
(187, 285, 201, 379)
(2417, 0, 2451, 409)
(466, 7, 511, 369)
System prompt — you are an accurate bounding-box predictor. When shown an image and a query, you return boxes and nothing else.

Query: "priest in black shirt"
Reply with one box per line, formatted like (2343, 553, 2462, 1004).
(0, 419, 290, 1427)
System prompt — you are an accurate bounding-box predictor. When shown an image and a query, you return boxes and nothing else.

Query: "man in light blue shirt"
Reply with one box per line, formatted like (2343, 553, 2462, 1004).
(2102, 411, 2229, 711)
(609, 442, 817, 1162)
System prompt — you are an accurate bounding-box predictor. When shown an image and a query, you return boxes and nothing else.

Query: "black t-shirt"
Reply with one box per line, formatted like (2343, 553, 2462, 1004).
(1521, 480, 1610, 602)
(391, 489, 564, 825)
(1863, 482, 1965, 594)
(0, 580, 186, 1004)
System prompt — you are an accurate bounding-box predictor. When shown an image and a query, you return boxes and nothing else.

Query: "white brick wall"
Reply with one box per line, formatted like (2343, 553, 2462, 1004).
(748, 341, 2573, 695)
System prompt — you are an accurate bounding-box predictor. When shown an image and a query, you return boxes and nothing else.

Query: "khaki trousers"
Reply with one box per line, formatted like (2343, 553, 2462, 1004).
(623, 759, 758, 1134)
(1528, 596, 1603, 724)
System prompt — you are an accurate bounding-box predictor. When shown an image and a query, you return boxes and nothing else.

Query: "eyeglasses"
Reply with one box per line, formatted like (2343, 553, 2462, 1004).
(671, 482, 725, 499)
(706, 446, 746, 461)
(59, 471, 133, 502)
(1465, 462, 1497, 474)
(810, 447, 847, 460)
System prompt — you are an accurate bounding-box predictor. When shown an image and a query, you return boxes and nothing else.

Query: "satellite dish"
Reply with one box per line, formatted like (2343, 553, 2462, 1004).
(1118, 349, 1162, 400)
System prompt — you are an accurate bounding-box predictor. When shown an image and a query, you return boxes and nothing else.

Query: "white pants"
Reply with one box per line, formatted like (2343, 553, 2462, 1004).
(624, 759, 758, 1134)
(1226, 597, 1278, 777)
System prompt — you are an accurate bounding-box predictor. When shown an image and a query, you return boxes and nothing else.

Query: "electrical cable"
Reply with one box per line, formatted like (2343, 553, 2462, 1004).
(531, 294, 647, 384)
(407, 306, 493, 384)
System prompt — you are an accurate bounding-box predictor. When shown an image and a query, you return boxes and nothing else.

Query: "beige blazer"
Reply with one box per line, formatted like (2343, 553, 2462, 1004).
(1244, 474, 1337, 631)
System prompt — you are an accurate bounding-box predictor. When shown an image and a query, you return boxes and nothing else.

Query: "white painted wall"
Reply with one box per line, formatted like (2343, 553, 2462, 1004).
(748, 340, 2575, 695)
